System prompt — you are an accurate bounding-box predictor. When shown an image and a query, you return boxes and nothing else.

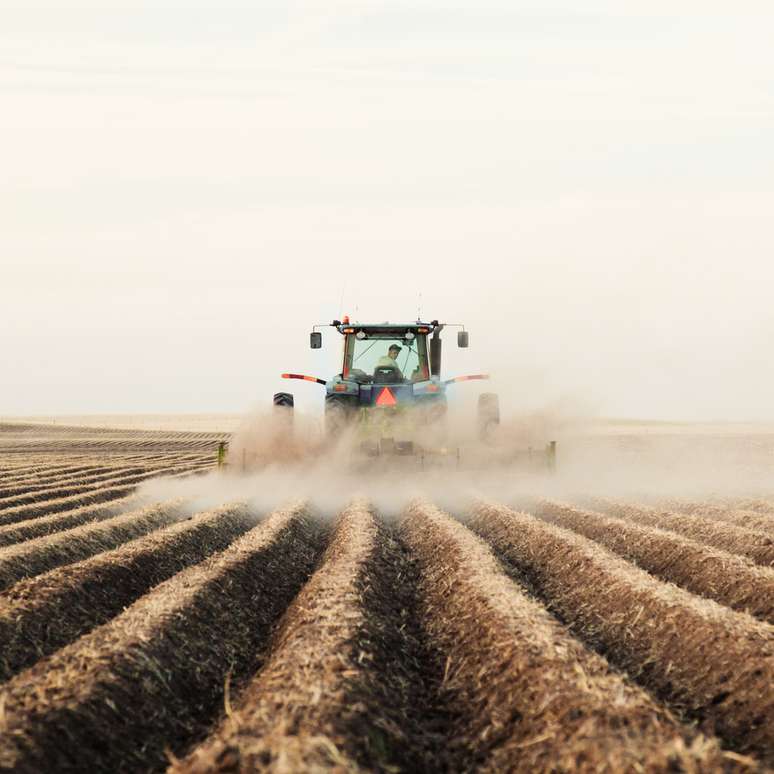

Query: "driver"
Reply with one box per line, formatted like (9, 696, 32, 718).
(376, 344, 404, 378)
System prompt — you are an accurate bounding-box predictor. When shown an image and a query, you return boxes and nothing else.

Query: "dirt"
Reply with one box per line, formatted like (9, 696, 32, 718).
(0, 423, 771, 771)
(470, 502, 774, 763)
(530, 498, 774, 622)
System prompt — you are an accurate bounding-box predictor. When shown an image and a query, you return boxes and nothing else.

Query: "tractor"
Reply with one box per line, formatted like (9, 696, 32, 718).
(272, 317, 556, 471)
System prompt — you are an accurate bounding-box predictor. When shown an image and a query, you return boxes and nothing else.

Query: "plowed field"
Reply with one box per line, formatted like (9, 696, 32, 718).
(0, 422, 772, 772)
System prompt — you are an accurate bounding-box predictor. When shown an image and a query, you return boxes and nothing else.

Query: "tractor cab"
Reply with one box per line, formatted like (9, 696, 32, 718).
(303, 318, 477, 441)
(343, 326, 430, 386)
(339, 321, 435, 386)
(319, 319, 471, 412)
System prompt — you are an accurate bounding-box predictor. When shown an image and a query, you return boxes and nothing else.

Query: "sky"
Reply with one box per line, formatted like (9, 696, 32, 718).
(2, 2, 773, 420)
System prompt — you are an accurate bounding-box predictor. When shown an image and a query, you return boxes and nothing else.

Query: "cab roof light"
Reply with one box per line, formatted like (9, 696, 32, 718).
(342, 327, 355, 334)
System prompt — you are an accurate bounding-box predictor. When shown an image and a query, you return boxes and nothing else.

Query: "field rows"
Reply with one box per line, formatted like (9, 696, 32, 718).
(582, 496, 774, 567)
(0, 454, 186, 481)
(0, 423, 228, 458)
(654, 498, 774, 536)
(0, 452, 209, 493)
(0, 448, 773, 771)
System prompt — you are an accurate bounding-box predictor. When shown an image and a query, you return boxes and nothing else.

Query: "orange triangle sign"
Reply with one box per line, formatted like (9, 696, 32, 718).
(376, 387, 397, 406)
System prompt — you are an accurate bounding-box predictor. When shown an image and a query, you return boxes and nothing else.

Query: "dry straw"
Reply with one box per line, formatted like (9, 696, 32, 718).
(584, 496, 774, 567)
(731, 498, 774, 516)
(531, 498, 774, 624)
(0, 460, 109, 484)
(470, 502, 774, 765)
(0, 451, 201, 489)
(0, 460, 205, 526)
(0, 466, 156, 507)
(0, 503, 322, 773)
(0, 500, 183, 590)
(403, 502, 750, 773)
(0, 481, 138, 526)
(177, 503, 438, 774)
(0, 502, 254, 682)
(657, 498, 774, 536)
(0, 495, 133, 547)
(0, 463, 129, 497)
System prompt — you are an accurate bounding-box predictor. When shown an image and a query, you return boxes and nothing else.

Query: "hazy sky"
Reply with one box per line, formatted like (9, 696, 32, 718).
(2, 2, 773, 420)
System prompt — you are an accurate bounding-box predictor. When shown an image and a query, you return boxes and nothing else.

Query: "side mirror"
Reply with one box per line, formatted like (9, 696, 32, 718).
(310, 331, 322, 349)
(457, 330, 469, 348)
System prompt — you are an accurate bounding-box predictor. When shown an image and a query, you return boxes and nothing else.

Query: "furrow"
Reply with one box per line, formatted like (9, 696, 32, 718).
(0, 464, 119, 490)
(0, 496, 136, 547)
(531, 499, 774, 624)
(0, 464, 204, 511)
(0, 463, 201, 525)
(584, 497, 774, 567)
(9, 440, 222, 454)
(0, 503, 325, 773)
(0, 502, 255, 682)
(0, 452, 191, 490)
(657, 499, 774, 536)
(730, 499, 774, 516)
(0, 457, 209, 500)
(0, 483, 147, 526)
(0, 454, 208, 488)
(0, 458, 114, 476)
(3, 452, 202, 484)
(0, 469, 153, 508)
(470, 502, 774, 764)
(0, 500, 183, 590)
(399, 502, 748, 773)
(175, 503, 446, 773)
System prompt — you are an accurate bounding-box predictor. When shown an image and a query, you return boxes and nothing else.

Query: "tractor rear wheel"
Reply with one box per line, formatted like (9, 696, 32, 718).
(325, 395, 354, 438)
(273, 393, 294, 431)
(478, 392, 500, 440)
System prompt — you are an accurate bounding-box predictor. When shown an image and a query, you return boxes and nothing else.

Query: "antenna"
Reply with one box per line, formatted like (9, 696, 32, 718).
(417, 292, 423, 322)
(339, 281, 347, 320)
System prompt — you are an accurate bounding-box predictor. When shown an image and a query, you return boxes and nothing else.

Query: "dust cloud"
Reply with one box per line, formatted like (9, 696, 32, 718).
(137, 400, 774, 518)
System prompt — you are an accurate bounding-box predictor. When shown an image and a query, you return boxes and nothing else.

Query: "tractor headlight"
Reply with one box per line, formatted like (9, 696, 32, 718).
(405, 331, 415, 340)
(356, 331, 367, 340)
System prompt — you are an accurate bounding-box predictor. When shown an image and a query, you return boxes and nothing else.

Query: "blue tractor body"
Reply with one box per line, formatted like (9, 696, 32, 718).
(268, 318, 556, 470)
(318, 321, 455, 448)
(273, 317, 540, 466)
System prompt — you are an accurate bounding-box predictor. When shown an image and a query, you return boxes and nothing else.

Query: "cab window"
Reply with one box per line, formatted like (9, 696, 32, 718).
(345, 335, 429, 382)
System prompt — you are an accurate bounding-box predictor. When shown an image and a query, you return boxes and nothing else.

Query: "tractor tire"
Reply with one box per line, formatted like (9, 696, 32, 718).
(273, 392, 294, 409)
(273, 393, 294, 430)
(325, 395, 354, 438)
(478, 392, 500, 440)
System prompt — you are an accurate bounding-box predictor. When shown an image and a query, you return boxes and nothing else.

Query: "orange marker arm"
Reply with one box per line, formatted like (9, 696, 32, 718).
(281, 373, 327, 386)
(443, 374, 490, 385)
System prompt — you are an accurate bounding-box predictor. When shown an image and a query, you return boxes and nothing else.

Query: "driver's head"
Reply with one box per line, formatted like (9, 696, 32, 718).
(388, 344, 401, 359)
